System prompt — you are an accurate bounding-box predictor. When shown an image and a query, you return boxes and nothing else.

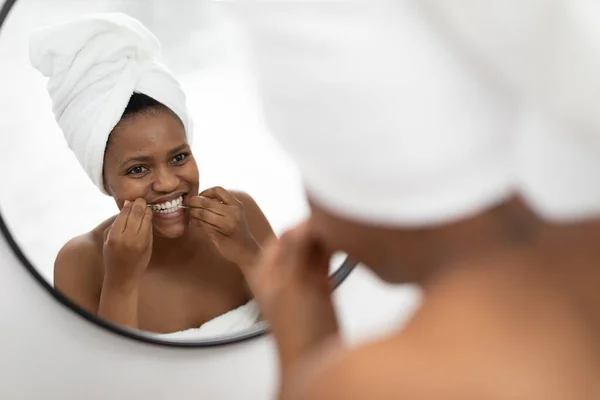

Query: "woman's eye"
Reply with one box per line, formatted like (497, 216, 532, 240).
(127, 166, 147, 175)
(173, 153, 188, 163)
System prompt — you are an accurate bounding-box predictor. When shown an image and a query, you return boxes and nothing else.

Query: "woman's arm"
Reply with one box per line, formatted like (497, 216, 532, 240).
(97, 277, 141, 329)
(55, 223, 146, 330)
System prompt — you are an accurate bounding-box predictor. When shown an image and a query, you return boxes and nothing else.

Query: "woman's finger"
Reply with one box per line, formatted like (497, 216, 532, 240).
(261, 235, 283, 267)
(103, 225, 112, 244)
(188, 195, 226, 216)
(199, 186, 239, 206)
(125, 198, 147, 235)
(284, 221, 331, 277)
(198, 219, 226, 236)
(294, 222, 328, 265)
(191, 208, 230, 235)
(112, 200, 133, 234)
(190, 206, 226, 227)
(139, 207, 153, 236)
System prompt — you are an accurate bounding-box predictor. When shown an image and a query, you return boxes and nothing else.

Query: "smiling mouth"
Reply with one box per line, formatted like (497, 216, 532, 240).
(148, 195, 184, 213)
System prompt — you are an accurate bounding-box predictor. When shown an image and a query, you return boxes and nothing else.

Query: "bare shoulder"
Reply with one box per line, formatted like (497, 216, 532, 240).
(53, 216, 116, 314)
(230, 190, 275, 244)
(230, 190, 260, 210)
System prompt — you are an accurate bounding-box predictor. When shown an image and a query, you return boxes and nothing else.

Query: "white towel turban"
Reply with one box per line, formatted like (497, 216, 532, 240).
(29, 13, 193, 195)
(224, 1, 600, 227)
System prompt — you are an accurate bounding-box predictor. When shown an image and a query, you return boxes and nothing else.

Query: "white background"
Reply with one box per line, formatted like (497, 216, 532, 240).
(0, 1, 421, 398)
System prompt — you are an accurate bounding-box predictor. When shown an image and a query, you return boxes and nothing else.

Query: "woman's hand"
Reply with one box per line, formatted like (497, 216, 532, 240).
(242, 221, 340, 378)
(189, 186, 260, 267)
(102, 198, 153, 290)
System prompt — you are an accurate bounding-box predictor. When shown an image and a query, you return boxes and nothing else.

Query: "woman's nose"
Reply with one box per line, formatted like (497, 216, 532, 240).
(152, 168, 179, 193)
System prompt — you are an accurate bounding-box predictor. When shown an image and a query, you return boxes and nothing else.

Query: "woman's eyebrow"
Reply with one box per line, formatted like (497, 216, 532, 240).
(169, 144, 189, 154)
(119, 144, 189, 167)
(121, 155, 152, 167)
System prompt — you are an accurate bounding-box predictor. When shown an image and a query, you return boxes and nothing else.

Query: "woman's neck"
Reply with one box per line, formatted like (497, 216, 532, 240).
(150, 226, 205, 266)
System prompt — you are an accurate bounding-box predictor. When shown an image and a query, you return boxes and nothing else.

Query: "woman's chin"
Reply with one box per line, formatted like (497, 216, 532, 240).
(150, 208, 189, 239)
(152, 223, 187, 239)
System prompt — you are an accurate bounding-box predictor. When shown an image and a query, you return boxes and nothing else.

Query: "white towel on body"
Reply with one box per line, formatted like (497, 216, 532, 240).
(29, 12, 193, 195)
(157, 300, 261, 340)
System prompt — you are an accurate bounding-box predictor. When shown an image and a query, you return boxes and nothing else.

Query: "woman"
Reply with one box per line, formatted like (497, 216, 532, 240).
(227, 2, 600, 399)
(30, 13, 274, 334)
(56, 92, 274, 334)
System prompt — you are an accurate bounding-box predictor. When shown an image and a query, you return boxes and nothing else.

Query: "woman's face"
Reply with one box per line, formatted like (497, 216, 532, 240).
(103, 110, 199, 239)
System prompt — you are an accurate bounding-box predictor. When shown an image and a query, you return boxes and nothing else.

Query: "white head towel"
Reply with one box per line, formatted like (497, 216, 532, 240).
(29, 13, 193, 195)
(226, 1, 600, 227)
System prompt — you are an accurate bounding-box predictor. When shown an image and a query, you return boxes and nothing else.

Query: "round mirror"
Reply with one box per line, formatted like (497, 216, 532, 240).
(0, 0, 355, 347)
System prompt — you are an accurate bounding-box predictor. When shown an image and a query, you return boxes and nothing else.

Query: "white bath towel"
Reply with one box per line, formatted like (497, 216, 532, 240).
(157, 300, 261, 340)
(29, 13, 193, 195)
(225, 1, 600, 226)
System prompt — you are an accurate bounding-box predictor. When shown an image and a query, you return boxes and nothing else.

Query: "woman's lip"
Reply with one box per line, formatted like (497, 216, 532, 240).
(153, 207, 186, 221)
(149, 193, 187, 206)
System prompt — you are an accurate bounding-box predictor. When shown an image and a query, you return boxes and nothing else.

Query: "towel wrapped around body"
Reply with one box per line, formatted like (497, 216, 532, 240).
(157, 300, 261, 340)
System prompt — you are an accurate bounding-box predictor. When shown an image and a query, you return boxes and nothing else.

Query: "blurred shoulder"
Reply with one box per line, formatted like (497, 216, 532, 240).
(282, 272, 560, 400)
(280, 333, 431, 400)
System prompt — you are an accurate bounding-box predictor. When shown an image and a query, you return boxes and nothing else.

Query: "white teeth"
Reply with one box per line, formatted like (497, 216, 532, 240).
(150, 195, 183, 213)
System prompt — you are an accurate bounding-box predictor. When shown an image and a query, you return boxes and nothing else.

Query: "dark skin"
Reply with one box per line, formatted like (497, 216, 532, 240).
(54, 108, 275, 333)
(240, 196, 600, 399)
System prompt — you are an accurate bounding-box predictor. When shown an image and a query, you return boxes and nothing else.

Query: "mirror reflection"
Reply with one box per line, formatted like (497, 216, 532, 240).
(0, 1, 352, 342)
(54, 90, 274, 336)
